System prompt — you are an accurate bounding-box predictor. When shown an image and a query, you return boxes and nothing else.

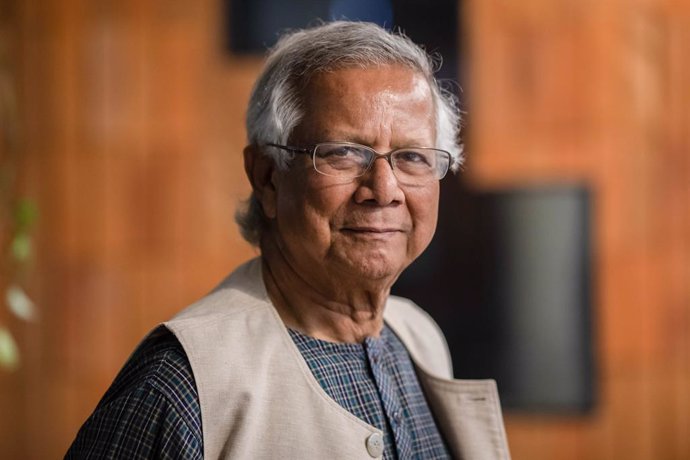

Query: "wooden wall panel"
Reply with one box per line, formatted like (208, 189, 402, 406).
(466, 0, 690, 459)
(0, 0, 688, 458)
(1, 0, 258, 457)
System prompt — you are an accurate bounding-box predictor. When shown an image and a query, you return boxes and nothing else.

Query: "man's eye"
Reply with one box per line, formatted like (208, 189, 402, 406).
(330, 148, 356, 157)
(318, 146, 365, 159)
(397, 150, 431, 166)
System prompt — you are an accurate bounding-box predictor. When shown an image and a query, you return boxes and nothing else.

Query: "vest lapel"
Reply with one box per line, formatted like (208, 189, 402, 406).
(384, 298, 512, 460)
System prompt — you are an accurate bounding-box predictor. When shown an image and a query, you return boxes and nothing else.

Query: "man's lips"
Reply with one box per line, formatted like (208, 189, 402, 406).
(340, 226, 404, 233)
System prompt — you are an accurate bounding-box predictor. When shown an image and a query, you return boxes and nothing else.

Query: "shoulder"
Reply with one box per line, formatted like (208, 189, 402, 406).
(105, 326, 199, 411)
(384, 295, 453, 378)
(66, 326, 202, 459)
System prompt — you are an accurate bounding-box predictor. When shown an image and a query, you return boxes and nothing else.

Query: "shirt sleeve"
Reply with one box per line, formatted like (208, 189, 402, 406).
(65, 327, 203, 459)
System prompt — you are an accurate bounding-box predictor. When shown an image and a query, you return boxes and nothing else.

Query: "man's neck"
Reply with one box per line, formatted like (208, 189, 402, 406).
(260, 244, 393, 344)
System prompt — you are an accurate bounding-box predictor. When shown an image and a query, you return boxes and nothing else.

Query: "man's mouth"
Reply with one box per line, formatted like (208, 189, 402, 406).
(340, 226, 405, 239)
(343, 226, 400, 232)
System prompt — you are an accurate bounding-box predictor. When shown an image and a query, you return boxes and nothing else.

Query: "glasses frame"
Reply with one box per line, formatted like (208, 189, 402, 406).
(266, 141, 454, 181)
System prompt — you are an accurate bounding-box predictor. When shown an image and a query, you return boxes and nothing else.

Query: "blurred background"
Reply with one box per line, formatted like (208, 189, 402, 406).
(0, 0, 688, 458)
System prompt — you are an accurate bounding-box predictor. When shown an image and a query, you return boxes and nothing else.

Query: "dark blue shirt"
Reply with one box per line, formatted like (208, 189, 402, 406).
(288, 326, 450, 459)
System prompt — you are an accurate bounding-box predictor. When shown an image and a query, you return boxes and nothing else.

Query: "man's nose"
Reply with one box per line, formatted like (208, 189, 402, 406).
(354, 157, 403, 205)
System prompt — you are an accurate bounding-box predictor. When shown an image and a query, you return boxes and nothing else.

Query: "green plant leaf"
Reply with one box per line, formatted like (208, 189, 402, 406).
(15, 199, 38, 231)
(0, 327, 19, 371)
(11, 233, 32, 262)
(6, 285, 37, 321)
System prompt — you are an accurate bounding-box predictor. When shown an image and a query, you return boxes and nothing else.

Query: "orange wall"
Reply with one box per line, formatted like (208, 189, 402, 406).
(466, 1, 690, 459)
(0, 0, 688, 458)
(1, 1, 259, 456)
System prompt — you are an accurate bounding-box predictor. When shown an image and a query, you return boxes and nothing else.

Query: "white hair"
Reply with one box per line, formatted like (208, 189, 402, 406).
(237, 21, 463, 245)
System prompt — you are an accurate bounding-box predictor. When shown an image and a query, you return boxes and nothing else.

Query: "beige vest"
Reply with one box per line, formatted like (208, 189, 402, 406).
(165, 258, 511, 460)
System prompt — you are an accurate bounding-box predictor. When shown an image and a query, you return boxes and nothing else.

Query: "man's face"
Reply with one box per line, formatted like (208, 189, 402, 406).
(263, 65, 440, 286)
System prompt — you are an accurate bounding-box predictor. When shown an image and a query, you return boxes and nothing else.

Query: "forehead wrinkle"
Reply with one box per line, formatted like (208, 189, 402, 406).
(333, 91, 433, 148)
(292, 66, 435, 147)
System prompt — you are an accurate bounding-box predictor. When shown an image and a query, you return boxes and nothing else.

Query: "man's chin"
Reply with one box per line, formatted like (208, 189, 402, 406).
(333, 249, 407, 283)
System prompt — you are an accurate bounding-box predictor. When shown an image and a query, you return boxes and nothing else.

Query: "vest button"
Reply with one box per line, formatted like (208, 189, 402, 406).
(366, 432, 384, 458)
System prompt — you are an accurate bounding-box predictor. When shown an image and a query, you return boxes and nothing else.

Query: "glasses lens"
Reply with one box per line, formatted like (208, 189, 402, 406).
(313, 143, 371, 177)
(392, 149, 450, 183)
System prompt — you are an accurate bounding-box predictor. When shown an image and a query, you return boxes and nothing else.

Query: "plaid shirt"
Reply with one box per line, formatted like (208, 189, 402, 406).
(288, 326, 450, 459)
(67, 325, 449, 459)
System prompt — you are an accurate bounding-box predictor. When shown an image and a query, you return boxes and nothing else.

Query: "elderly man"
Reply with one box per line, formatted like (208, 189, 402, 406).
(67, 21, 510, 459)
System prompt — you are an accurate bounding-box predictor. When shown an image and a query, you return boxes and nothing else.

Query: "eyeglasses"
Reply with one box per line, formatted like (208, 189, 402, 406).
(267, 141, 453, 185)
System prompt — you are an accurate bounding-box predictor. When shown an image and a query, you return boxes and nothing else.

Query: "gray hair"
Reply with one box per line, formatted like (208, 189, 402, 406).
(236, 21, 463, 245)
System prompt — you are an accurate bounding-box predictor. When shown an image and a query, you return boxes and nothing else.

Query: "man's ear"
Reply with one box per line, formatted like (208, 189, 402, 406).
(243, 145, 277, 219)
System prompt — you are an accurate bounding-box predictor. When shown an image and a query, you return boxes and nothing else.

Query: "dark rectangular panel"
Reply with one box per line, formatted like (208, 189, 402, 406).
(393, 184, 595, 413)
